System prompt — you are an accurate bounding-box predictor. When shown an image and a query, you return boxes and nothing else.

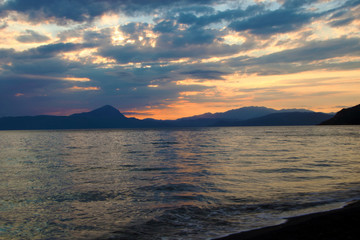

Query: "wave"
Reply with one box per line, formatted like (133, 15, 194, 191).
(254, 167, 314, 173)
(105, 199, 347, 240)
(138, 183, 204, 193)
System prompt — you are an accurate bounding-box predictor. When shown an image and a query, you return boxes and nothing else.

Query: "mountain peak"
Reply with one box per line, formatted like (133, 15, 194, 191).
(93, 105, 119, 113)
(71, 105, 127, 119)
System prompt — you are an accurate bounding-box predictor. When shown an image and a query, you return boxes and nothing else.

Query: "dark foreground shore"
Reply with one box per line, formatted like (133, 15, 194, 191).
(214, 201, 360, 240)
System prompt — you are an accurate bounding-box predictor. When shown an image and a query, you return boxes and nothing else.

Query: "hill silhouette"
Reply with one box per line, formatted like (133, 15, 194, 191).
(178, 106, 313, 121)
(179, 106, 277, 121)
(0, 105, 160, 130)
(0, 105, 334, 130)
(320, 104, 360, 125)
(216, 112, 334, 126)
(70, 105, 127, 119)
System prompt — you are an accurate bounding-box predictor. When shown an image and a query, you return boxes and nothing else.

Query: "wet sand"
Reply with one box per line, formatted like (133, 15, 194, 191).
(214, 201, 360, 240)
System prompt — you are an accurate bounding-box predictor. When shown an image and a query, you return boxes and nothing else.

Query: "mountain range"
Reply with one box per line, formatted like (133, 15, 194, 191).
(0, 105, 341, 130)
(178, 106, 313, 121)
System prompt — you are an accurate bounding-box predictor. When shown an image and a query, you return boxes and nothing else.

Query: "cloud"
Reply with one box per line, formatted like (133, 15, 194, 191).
(16, 30, 50, 43)
(176, 5, 264, 28)
(99, 16, 239, 64)
(17, 42, 93, 59)
(0, 48, 15, 59)
(329, 17, 355, 27)
(69, 86, 100, 91)
(153, 20, 177, 33)
(0, 74, 97, 116)
(7, 58, 73, 74)
(0, 43, 91, 76)
(181, 69, 228, 80)
(1, 0, 115, 24)
(252, 37, 360, 65)
(120, 22, 150, 35)
(82, 28, 113, 45)
(0, 0, 359, 118)
(171, 27, 219, 46)
(218, 37, 360, 77)
(229, 8, 314, 35)
(0, 21, 7, 29)
(98, 41, 239, 63)
(225, 37, 360, 74)
(282, 0, 315, 9)
(0, 0, 221, 24)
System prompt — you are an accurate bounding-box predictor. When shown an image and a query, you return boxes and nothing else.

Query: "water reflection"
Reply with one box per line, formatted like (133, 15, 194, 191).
(1, 126, 360, 239)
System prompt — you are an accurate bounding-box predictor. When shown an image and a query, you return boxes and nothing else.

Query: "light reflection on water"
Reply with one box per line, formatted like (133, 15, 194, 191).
(1, 126, 360, 239)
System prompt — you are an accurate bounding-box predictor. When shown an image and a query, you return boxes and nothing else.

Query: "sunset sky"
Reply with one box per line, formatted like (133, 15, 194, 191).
(0, 0, 359, 119)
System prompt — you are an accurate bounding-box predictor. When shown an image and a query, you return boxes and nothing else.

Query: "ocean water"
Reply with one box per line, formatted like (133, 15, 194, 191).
(1, 126, 360, 240)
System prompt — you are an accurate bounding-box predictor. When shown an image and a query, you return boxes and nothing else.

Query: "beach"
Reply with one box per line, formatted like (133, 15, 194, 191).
(215, 201, 360, 240)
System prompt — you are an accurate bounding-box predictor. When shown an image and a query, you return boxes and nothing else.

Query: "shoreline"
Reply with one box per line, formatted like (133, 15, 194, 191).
(214, 200, 360, 240)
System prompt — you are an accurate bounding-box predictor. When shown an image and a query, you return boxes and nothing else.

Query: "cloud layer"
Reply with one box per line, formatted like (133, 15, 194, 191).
(0, 0, 359, 118)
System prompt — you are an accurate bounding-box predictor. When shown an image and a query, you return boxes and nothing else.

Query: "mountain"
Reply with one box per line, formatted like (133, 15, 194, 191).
(178, 106, 276, 121)
(178, 106, 312, 121)
(216, 112, 334, 126)
(320, 104, 360, 125)
(0, 105, 159, 130)
(0, 105, 334, 130)
(70, 105, 127, 119)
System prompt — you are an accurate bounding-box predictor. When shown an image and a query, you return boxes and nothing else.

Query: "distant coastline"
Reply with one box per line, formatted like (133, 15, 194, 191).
(0, 105, 338, 130)
(1, 103, 359, 130)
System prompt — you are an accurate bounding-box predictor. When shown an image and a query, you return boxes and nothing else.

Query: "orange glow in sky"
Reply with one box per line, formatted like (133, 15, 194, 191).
(0, 0, 359, 118)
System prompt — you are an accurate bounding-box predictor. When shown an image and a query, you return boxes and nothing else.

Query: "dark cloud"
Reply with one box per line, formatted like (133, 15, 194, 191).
(253, 37, 360, 64)
(0, 48, 15, 59)
(330, 17, 355, 27)
(99, 40, 238, 63)
(330, 10, 348, 19)
(282, 0, 315, 9)
(118, 22, 153, 46)
(229, 9, 314, 35)
(226, 37, 360, 75)
(175, 5, 264, 28)
(171, 27, 219, 46)
(7, 58, 74, 75)
(226, 0, 360, 36)
(343, 0, 360, 8)
(0, 75, 65, 96)
(1, 0, 117, 23)
(83, 28, 112, 44)
(106, 15, 234, 64)
(120, 22, 149, 35)
(327, 0, 358, 27)
(16, 30, 50, 43)
(18, 42, 93, 59)
(0, 0, 220, 24)
(174, 5, 215, 15)
(178, 13, 198, 25)
(0, 74, 103, 116)
(181, 69, 228, 80)
(153, 20, 177, 33)
(0, 75, 68, 116)
(117, 0, 220, 16)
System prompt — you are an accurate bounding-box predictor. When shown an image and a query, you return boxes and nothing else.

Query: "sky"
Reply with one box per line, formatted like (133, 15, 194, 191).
(0, 0, 359, 120)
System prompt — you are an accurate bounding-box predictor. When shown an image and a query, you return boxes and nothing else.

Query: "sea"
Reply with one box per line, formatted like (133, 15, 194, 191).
(1, 126, 360, 240)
